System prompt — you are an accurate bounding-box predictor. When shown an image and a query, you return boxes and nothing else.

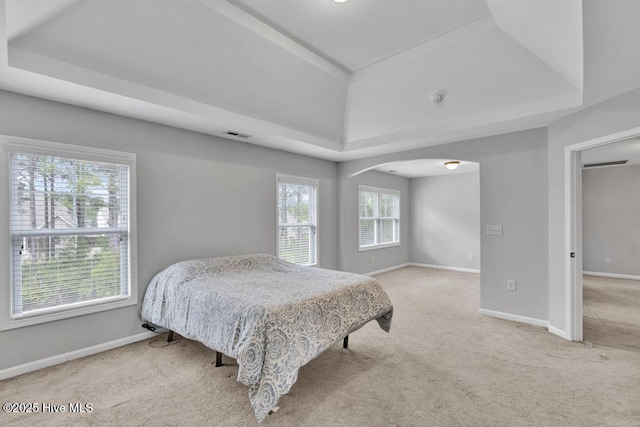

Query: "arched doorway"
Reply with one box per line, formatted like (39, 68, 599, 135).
(340, 157, 481, 277)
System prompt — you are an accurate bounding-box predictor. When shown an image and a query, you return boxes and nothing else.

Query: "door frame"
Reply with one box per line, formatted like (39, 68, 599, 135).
(564, 126, 640, 341)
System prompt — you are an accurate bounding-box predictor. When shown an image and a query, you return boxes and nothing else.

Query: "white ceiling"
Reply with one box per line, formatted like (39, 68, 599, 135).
(229, 0, 491, 72)
(4, 0, 78, 40)
(0, 1, 640, 162)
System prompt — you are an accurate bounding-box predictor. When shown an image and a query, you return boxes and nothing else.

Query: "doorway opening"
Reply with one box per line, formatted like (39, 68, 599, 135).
(345, 157, 481, 283)
(565, 127, 640, 342)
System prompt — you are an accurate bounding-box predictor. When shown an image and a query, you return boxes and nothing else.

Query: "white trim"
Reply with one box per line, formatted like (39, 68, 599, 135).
(1, 299, 138, 331)
(276, 173, 320, 188)
(0, 135, 138, 331)
(564, 147, 582, 341)
(364, 263, 410, 277)
(479, 308, 549, 328)
(0, 331, 156, 380)
(410, 263, 480, 274)
(0, 135, 10, 333)
(275, 173, 319, 267)
(358, 242, 401, 252)
(565, 127, 640, 152)
(564, 126, 640, 342)
(583, 271, 640, 281)
(358, 185, 401, 251)
(358, 185, 400, 197)
(548, 324, 568, 339)
(1, 135, 135, 163)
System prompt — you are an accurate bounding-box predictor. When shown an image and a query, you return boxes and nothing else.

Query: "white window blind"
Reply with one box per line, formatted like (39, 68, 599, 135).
(9, 149, 131, 319)
(359, 186, 400, 249)
(277, 174, 318, 266)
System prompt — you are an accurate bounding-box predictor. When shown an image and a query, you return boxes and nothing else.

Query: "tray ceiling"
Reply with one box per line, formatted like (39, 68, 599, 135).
(229, 0, 491, 72)
(0, 0, 639, 161)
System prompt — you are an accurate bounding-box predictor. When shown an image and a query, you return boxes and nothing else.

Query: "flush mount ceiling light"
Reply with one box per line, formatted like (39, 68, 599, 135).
(444, 161, 460, 170)
(334, 0, 348, 3)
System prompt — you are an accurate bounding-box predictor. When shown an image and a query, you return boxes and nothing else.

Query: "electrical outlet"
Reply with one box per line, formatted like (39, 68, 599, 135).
(468, 254, 473, 261)
(486, 225, 503, 235)
(371, 256, 375, 264)
(507, 280, 517, 291)
(605, 257, 612, 264)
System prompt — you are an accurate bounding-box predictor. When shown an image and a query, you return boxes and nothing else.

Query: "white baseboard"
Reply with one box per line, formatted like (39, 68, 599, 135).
(547, 324, 569, 340)
(410, 263, 480, 274)
(365, 263, 410, 276)
(0, 331, 157, 381)
(479, 308, 548, 328)
(583, 271, 640, 281)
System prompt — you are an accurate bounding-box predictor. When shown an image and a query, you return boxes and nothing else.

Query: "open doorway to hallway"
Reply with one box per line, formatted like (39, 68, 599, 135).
(581, 138, 640, 349)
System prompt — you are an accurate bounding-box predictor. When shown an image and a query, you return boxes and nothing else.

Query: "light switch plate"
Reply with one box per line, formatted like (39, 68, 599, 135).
(486, 225, 503, 235)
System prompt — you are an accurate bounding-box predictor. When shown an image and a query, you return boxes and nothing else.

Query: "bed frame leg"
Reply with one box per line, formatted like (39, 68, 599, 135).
(215, 351, 222, 367)
(167, 330, 174, 342)
(343, 335, 349, 349)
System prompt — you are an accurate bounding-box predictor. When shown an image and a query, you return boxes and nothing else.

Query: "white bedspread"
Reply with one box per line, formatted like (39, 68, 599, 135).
(140, 254, 393, 421)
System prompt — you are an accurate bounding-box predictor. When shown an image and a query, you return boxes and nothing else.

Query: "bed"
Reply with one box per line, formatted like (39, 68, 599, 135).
(140, 254, 393, 421)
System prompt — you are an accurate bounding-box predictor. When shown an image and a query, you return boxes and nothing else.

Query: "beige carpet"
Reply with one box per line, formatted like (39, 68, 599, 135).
(583, 274, 640, 350)
(1, 267, 639, 426)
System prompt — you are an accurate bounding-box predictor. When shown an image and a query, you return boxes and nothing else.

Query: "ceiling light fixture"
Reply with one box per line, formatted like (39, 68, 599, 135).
(444, 161, 460, 170)
(334, 0, 348, 3)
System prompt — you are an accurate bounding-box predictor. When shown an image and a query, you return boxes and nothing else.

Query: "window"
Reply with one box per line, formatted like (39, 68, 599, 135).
(359, 186, 400, 250)
(277, 174, 318, 266)
(1, 136, 136, 329)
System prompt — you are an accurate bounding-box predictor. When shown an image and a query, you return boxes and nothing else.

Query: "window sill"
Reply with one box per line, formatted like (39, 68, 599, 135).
(0, 297, 138, 331)
(358, 242, 401, 252)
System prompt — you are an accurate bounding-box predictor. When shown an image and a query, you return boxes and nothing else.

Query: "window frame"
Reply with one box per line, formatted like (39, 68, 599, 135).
(275, 173, 319, 267)
(0, 135, 138, 331)
(358, 185, 401, 251)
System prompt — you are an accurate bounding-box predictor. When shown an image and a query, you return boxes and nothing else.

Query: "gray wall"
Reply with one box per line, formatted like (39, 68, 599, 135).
(340, 128, 549, 321)
(339, 170, 411, 274)
(411, 173, 481, 270)
(0, 90, 338, 371)
(582, 165, 640, 276)
(548, 87, 640, 332)
(9, 83, 640, 370)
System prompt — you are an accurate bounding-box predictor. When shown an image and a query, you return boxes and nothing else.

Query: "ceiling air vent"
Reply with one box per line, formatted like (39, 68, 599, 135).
(224, 130, 251, 139)
(583, 160, 628, 169)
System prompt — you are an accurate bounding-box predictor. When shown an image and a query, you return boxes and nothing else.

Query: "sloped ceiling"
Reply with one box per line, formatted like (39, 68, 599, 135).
(4, 0, 78, 40)
(0, 0, 639, 161)
(229, 0, 491, 72)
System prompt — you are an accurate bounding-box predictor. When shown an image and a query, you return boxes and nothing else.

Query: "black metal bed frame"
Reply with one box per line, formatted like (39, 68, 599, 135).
(166, 330, 349, 367)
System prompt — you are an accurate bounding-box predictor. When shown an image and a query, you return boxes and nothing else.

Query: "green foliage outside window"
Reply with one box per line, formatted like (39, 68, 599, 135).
(277, 180, 317, 266)
(11, 152, 128, 316)
(20, 235, 122, 312)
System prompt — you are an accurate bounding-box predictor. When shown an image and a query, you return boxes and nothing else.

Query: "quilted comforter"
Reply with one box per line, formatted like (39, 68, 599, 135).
(140, 254, 393, 421)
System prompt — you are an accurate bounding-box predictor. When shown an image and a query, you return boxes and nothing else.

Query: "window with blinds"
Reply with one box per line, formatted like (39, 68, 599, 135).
(4, 138, 136, 325)
(359, 186, 400, 250)
(277, 174, 318, 266)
